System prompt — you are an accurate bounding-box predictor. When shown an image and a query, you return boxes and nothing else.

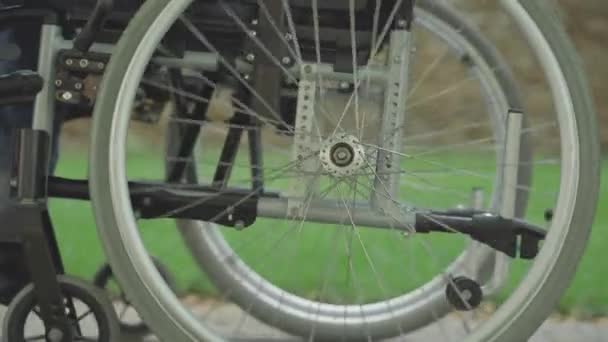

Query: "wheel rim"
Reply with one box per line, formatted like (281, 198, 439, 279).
(175, 4, 524, 338)
(92, 1, 584, 341)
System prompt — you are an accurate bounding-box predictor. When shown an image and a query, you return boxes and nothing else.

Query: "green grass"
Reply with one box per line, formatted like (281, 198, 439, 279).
(49, 149, 608, 316)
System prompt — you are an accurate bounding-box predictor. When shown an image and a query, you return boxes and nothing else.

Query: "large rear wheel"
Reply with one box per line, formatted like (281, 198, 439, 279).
(89, 1, 599, 341)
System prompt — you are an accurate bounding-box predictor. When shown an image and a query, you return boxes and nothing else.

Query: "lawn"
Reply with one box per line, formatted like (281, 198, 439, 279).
(49, 147, 608, 316)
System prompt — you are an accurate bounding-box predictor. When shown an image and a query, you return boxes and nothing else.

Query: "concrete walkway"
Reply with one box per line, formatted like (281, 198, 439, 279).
(1, 303, 607, 341)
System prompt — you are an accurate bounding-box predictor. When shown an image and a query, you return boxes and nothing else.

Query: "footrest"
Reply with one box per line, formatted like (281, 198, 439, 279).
(0, 71, 44, 105)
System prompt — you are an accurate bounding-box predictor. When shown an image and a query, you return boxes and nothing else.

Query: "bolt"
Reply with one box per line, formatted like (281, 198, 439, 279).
(74, 83, 83, 90)
(97, 62, 105, 70)
(281, 56, 292, 65)
(65, 59, 74, 66)
(54, 79, 63, 87)
(249, 30, 257, 37)
(246, 53, 256, 62)
(61, 92, 73, 101)
(339, 81, 351, 90)
(251, 19, 259, 26)
(79, 59, 89, 68)
(397, 19, 407, 28)
(47, 328, 64, 342)
(143, 197, 152, 206)
(243, 74, 251, 81)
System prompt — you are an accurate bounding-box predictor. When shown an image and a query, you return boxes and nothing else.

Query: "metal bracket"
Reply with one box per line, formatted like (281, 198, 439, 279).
(245, 0, 288, 121)
(287, 64, 321, 218)
(372, 29, 412, 211)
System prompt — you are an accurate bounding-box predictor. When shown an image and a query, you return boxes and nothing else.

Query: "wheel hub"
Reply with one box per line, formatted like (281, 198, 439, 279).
(320, 134, 366, 177)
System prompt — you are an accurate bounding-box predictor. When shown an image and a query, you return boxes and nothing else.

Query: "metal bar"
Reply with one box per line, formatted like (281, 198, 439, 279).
(500, 111, 523, 218)
(372, 29, 412, 210)
(288, 65, 320, 217)
(485, 110, 523, 293)
(212, 126, 244, 188)
(14, 130, 49, 201)
(259, 196, 416, 230)
(46, 176, 415, 230)
(166, 73, 214, 182)
(58, 39, 388, 84)
(32, 24, 60, 135)
(247, 123, 264, 191)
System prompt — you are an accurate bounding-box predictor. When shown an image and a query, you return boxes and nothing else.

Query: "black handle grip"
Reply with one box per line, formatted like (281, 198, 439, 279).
(0, 71, 43, 105)
(73, 0, 114, 52)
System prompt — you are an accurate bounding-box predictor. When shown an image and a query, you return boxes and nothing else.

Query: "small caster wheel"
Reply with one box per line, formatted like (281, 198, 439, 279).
(93, 257, 176, 335)
(446, 276, 483, 311)
(2, 275, 119, 342)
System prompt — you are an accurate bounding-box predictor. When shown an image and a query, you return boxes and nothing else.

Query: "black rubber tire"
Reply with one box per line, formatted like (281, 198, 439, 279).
(2, 275, 120, 342)
(446, 276, 483, 311)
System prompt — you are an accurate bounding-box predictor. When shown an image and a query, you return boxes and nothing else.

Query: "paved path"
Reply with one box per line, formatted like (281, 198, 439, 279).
(1, 303, 607, 341)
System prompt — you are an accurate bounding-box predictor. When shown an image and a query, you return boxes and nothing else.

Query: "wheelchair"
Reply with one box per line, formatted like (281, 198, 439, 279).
(0, 0, 600, 341)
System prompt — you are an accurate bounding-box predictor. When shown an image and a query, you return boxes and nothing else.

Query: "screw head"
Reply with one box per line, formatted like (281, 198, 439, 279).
(79, 59, 89, 68)
(54, 79, 63, 87)
(251, 19, 259, 26)
(246, 53, 256, 62)
(61, 92, 73, 101)
(243, 74, 251, 81)
(97, 62, 105, 69)
(397, 19, 407, 28)
(339, 81, 351, 90)
(249, 30, 257, 37)
(65, 59, 74, 66)
(74, 83, 83, 90)
(281, 56, 292, 65)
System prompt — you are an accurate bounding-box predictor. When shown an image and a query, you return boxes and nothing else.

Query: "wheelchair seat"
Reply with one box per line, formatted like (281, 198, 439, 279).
(49, 0, 257, 24)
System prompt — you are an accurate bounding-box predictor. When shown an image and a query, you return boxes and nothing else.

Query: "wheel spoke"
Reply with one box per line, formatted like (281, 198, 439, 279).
(179, 16, 291, 129)
(76, 309, 94, 323)
(331, 0, 405, 138)
(336, 182, 404, 337)
(360, 142, 557, 197)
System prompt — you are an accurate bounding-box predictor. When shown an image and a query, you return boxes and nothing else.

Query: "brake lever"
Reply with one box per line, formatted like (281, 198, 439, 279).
(73, 0, 114, 52)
